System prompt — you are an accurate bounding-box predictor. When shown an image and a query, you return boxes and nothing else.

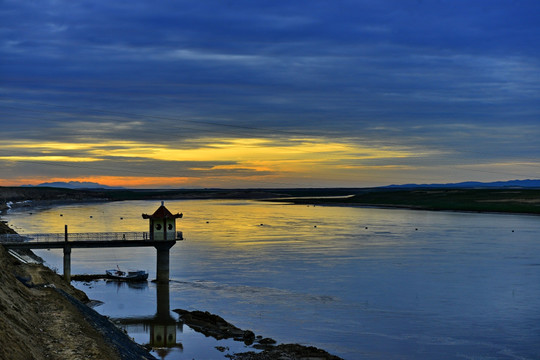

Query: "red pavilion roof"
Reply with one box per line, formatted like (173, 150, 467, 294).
(142, 202, 183, 220)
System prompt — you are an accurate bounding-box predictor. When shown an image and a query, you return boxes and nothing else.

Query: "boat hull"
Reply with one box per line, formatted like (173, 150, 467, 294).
(106, 269, 148, 281)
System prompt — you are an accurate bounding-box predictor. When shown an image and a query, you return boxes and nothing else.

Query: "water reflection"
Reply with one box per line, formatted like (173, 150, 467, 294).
(105, 279, 149, 291)
(110, 281, 183, 359)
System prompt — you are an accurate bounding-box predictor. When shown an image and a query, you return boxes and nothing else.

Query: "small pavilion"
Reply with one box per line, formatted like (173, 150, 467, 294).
(142, 201, 183, 283)
(142, 201, 183, 241)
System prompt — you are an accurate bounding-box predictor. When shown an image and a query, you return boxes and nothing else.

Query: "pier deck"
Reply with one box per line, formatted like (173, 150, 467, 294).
(1, 238, 178, 250)
(0, 229, 181, 282)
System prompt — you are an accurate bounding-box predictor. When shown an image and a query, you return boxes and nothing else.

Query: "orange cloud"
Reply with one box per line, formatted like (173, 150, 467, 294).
(0, 176, 196, 188)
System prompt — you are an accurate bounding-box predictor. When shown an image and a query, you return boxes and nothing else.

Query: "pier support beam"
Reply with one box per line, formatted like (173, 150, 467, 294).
(155, 242, 175, 283)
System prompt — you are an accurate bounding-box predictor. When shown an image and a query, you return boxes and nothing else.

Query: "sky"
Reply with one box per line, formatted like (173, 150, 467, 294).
(1, 0, 539, 188)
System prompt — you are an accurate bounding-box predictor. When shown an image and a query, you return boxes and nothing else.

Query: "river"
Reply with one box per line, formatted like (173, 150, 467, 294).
(4, 199, 540, 359)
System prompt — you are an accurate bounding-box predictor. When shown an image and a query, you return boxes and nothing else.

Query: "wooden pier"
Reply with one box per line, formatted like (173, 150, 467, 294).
(1, 202, 184, 283)
(0, 225, 182, 283)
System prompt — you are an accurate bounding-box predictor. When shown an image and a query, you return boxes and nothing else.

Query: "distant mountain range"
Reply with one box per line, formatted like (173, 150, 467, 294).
(21, 179, 540, 190)
(23, 181, 124, 190)
(384, 179, 540, 189)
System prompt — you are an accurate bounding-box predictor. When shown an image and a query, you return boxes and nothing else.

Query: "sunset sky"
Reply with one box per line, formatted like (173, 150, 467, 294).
(1, 0, 539, 188)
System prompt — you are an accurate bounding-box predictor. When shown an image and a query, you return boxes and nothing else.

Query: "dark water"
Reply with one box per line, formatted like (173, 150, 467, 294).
(5, 200, 540, 359)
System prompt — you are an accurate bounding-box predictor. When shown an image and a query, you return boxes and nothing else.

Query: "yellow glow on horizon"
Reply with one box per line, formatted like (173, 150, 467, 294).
(0, 137, 422, 163)
(196, 163, 275, 172)
(0, 156, 99, 162)
(4, 141, 98, 151)
(92, 137, 422, 163)
(0, 137, 439, 187)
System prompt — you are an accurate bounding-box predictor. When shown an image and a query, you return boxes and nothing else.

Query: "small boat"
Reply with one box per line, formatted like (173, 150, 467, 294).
(106, 268, 148, 281)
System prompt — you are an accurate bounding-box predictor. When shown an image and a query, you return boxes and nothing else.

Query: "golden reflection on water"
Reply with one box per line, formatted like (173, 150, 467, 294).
(9, 199, 418, 254)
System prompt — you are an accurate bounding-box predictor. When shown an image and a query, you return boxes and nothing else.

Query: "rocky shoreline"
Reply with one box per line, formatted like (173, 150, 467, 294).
(173, 309, 343, 360)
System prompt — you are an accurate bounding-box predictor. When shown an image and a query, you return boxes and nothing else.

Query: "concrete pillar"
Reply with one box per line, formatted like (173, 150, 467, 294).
(156, 282, 170, 318)
(155, 243, 174, 283)
(63, 245, 71, 282)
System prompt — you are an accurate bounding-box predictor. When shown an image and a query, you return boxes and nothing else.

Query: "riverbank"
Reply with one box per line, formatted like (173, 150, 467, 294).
(0, 242, 156, 359)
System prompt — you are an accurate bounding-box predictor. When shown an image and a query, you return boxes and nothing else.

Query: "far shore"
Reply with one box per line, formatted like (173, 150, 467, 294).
(267, 188, 540, 215)
(2, 186, 540, 216)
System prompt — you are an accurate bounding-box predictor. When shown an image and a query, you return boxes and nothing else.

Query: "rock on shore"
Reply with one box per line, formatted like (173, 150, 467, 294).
(174, 309, 255, 343)
(227, 344, 345, 360)
(174, 308, 344, 360)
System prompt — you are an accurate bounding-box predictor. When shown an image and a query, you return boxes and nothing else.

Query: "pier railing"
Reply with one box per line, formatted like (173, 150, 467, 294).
(0, 231, 183, 243)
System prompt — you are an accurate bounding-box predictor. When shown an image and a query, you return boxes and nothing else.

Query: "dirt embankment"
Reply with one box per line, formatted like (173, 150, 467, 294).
(0, 234, 155, 359)
(0, 246, 116, 359)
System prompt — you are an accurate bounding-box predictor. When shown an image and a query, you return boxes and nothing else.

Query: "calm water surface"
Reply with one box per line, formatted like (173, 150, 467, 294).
(5, 200, 540, 359)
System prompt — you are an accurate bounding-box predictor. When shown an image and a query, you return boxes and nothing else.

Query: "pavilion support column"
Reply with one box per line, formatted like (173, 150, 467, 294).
(155, 242, 175, 283)
(156, 282, 170, 318)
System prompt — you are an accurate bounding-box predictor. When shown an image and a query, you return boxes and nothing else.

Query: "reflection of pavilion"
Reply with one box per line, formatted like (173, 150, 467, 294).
(109, 202, 184, 358)
(110, 283, 183, 359)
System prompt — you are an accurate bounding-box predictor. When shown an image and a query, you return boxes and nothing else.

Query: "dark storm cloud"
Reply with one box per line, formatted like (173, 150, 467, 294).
(3, 1, 540, 121)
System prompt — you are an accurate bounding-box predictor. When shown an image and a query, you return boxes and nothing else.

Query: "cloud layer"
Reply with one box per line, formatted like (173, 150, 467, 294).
(1, 0, 539, 187)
